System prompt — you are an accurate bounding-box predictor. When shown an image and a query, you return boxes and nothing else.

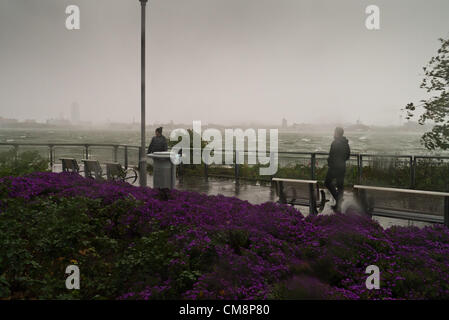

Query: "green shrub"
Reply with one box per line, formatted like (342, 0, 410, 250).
(0, 150, 49, 177)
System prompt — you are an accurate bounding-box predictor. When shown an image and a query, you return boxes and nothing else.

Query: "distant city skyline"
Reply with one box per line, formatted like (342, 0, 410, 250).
(1, 0, 449, 126)
(0, 113, 430, 131)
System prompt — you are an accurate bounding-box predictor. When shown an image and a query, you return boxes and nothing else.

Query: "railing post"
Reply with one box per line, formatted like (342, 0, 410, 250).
(84, 160, 89, 178)
(113, 145, 118, 163)
(204, 163, 208, 179)
(444, 196, 449, 228)
(204, 151, 208, 180)
(13, 144, 19, 161)
(410, 156, 416, 189)
(85, 145, 89, 159)
(138, 147, 147, 187)
(235, 150, 240, 183)
(311, 153, 316, 180)
(49, 145, 54, 171)
(359, 155, 363, 184)
(178, 159, 183, 179)
(124, 146, 128, 169)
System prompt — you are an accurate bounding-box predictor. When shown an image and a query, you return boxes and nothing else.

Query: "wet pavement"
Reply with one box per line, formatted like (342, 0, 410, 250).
(52, 164, 433, 229)
(152, 174, 433, 229)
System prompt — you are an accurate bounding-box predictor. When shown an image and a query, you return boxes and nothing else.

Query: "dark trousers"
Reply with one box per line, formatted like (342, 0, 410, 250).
(325, 166, 345, 204)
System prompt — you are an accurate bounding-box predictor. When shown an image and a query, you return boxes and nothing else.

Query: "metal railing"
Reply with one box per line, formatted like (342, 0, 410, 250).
(1, 143, 448, 191)
(178, 149, 449, 191)
(0, 142, 141, 170)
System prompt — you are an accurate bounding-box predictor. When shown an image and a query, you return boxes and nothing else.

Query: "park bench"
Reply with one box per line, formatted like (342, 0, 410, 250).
(60, 158, 82, 174)
(353, 185, 449, 227)
(81, 159, 107, 180)
(272, 177, 327, 215)
(105, 162, 138, 184)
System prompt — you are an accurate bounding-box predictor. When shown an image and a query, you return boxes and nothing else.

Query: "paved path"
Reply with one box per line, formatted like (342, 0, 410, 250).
(52, 164, 432, 229)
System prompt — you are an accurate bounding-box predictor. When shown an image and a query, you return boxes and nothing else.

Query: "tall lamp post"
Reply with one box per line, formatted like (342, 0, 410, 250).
(139, 0, 148, 187)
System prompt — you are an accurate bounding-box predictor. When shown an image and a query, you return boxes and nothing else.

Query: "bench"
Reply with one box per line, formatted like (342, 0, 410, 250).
(272, 178, 327, 215)
(105, 162, 138, 184)
(81, 159, 107, 180)
(60, 158, 82, 174)
(354, 185, 449, 226)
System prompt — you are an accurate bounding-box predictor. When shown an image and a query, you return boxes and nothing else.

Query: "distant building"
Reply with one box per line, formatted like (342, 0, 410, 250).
(46, 118, 71, 126)
(282, 118, 288, 129)
(346, 120, 370, 132)
(0, 117, 19, 125)
(71, 102, 80, 125)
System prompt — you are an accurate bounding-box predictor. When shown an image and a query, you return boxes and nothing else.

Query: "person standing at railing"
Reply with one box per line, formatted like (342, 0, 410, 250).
(325, 127, 350, 212)
(147, 127, 168, 154)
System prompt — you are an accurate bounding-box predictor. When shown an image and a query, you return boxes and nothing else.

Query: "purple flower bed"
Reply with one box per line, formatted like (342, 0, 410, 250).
(1, 172, 449, 299)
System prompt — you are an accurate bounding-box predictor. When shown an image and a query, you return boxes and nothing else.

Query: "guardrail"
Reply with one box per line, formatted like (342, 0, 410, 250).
(0, 142, 141, 170)
(177, 149, 449, 191)
(1, 143, 448, 191)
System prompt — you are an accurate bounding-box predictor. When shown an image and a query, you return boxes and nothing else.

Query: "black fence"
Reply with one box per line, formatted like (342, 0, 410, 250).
(0, 142, 141, 170)
(1, 143, 448, 191)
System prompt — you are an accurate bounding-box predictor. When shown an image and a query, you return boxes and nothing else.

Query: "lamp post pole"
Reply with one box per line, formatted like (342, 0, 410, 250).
(139, 0, 148, 187)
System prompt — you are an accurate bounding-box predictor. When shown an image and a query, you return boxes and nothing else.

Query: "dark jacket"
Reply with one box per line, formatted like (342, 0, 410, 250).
(148, 135, 168, 154)
(327, 136, 350, 169)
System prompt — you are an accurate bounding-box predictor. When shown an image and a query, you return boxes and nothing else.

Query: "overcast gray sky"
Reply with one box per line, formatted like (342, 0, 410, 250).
(1, 0, 449, 126)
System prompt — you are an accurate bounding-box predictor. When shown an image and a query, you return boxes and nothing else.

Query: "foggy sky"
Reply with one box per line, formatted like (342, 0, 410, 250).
(1, 0, 449, 126)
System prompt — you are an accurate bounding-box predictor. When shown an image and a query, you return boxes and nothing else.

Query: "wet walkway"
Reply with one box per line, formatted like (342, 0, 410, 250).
(150, 174, 432, 229)
(52, 164, 432, 229)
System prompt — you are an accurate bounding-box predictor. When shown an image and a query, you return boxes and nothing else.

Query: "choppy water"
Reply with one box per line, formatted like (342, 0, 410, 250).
(1, 127, 447, 156)
(278, 130, 448, 156)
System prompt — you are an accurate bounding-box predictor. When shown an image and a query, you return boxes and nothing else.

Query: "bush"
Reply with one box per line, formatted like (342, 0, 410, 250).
(1, 172, 449, 300)
(0, 150, 49, 178)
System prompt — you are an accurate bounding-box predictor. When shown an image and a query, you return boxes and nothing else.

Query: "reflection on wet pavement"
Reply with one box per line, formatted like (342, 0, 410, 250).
(52, 164, 434, 229)
(169, 175, 433, 229)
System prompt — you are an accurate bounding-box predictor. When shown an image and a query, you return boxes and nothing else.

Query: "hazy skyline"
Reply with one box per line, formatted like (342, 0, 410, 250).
(1, 0, 449, 126)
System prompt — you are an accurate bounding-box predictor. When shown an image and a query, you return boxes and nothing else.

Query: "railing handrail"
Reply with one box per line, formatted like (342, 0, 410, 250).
(0, 142, 140, 149)
(2, 142, 449, 189)
(2, 142, 449, 159)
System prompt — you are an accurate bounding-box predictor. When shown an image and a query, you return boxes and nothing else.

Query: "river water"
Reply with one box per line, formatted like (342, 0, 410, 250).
(1, 127, 448, 156)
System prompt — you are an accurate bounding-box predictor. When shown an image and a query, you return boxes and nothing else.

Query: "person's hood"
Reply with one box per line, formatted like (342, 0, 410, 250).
(334, 136, 348, 143)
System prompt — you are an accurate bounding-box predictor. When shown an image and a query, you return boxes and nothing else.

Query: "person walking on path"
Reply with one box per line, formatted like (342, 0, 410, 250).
(147, 127, 168, 154)
(325, 127, 350, 212)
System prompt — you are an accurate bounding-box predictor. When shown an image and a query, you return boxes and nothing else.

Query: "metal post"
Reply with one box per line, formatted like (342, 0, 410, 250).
(85, 145, 89, 159)
(311, 153, 316, 180)
(124, 146, 128, 169)
(444, 196, 449, 228)
(139, 0, 148, 187)
(204, 151, 209, 180)
(411, 156, 416, 189)
(359, 155, 363, 183)
(204, 163, 208, 179)
(13, 145, 18, 161)
(49, 145, 54, 171)
(235, 150, 240, 183)
(356, 154, 361, 184)
(113, 145, 118, 163)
